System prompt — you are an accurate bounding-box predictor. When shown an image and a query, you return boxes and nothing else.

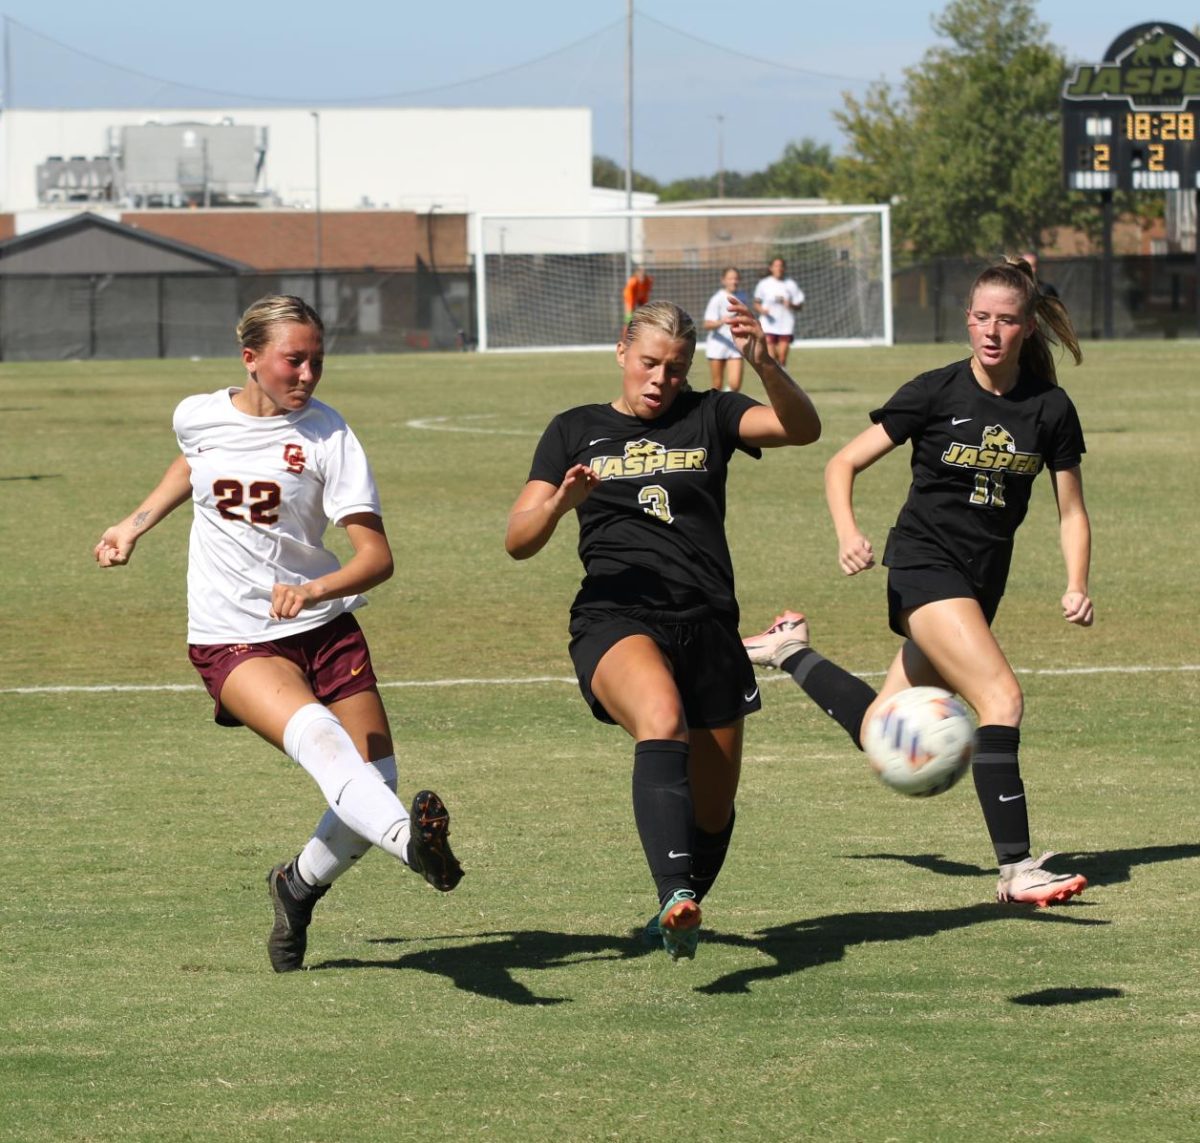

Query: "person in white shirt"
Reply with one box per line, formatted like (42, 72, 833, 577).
(753, 257, 805, 366)
(703, 267, 749, 391)
(94, 294, 463, 973)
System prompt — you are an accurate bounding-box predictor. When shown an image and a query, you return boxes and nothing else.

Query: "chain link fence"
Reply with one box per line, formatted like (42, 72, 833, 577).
(0, 265, 474, 361)
(893, 254, 1200, 343)
(1, 255, 1196, 360)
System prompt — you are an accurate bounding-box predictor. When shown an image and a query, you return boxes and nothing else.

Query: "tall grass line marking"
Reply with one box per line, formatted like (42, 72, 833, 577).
(3, 663, 1197, 696)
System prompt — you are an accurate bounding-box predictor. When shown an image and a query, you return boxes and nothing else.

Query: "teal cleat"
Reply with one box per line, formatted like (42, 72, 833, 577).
(655, 888, 701, 961)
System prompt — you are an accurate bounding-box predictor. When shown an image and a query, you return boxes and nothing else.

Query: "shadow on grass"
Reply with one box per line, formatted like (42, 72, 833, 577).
(1010, 986, 1124, 1007)
(312, 903, 1105, 1004)
(313, 929, 656, 1005)
(847, 843, 1200, 886)
(697, 902, 1106, 995)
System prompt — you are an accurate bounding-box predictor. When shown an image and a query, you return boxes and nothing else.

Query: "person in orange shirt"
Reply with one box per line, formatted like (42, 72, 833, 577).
(623, 264, 654, 323)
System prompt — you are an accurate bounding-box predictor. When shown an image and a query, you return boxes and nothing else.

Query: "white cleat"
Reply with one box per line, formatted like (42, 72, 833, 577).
(742, 610, 809, 670)
(996, 851, 1087, 906)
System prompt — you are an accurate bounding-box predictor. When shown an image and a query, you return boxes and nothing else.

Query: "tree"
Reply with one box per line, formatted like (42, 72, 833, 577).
(655, 138, 833, 202)
(592, 155, 661, 195)
(829, 0, 1070, 260)
(758, 139, 835, 199)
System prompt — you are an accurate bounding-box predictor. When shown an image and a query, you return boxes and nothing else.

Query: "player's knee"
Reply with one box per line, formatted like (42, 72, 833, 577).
(633, 696, 687, 741)
(977, 678, 1023, 727)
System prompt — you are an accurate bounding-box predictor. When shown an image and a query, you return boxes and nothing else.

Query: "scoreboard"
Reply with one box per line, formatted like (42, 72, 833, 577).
(1062, 22, 1200, 192)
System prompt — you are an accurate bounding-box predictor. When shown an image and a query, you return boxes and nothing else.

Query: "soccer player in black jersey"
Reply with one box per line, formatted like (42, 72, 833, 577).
(506, 298, 821, 959)
(745, 258, 1093, 906)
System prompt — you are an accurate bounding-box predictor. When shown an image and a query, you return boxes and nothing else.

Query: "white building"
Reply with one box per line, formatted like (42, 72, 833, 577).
(0, 106, 599, 237)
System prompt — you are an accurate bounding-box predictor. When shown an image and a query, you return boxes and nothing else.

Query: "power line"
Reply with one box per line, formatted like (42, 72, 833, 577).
(637, 10, 879, 85)
(4, 13, 625, 106)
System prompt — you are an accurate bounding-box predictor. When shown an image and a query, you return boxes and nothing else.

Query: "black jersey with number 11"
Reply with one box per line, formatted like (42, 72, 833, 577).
(871, 359, 1086, 595)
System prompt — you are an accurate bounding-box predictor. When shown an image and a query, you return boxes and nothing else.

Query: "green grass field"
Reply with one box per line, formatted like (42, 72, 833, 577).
(2, 341, 1198, 1142)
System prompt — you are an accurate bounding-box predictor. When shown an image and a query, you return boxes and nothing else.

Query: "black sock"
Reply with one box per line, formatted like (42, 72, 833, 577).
(284, 858, 328, 904)
(971, 725, 1030, 866)
(689, 807, 735, 905)
(783, 648, 877, 750)
(631, 740, 694, 907)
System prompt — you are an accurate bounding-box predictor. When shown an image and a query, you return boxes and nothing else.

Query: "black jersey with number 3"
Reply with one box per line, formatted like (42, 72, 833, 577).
(528, 388, 762, 616)
(871, 359, 1085, 594)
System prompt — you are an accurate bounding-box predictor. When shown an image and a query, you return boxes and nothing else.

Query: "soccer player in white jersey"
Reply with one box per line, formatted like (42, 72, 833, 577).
(703, 267, 749, 392)
(752, 257, 805, 366)
(95, 295, 463, 972)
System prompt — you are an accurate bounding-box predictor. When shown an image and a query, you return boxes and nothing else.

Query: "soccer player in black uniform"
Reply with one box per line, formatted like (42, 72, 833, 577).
(745, 258, 1093, 906)
(505, 298, 821, 959)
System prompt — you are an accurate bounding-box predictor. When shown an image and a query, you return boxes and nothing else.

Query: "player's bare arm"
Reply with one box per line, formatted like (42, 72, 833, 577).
(505, 465, 600, 560)
(94, 454, 194, 567)
(269, 512, 393, 620)
(1050, 466, 1094, 627)
(724, 295, 821, 447)
(825, 423, 897, 575)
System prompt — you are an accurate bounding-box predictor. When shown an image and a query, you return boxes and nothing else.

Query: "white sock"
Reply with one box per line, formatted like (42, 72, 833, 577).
(283, 705, 411, 863)
(297, 756, 399, 885)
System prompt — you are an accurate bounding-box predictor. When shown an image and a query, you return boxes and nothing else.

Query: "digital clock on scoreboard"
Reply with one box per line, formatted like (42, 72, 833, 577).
(1062, 22, 1200, 192)
(1064, 108, 1198, 191)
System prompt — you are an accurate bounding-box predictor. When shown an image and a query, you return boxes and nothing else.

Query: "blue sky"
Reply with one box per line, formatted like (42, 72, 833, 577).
(0, 2, 1194, 180)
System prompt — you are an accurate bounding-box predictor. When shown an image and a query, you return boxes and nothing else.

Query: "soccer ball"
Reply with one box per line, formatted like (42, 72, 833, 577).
(863, 687, 974, 797)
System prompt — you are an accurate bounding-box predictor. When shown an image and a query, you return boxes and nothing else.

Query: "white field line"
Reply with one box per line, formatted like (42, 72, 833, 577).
(3, 663, 1197, 697)
(404, 414, 536, 437)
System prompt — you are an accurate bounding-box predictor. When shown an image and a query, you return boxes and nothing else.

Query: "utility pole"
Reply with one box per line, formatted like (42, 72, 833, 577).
(311, 111, 323, 315)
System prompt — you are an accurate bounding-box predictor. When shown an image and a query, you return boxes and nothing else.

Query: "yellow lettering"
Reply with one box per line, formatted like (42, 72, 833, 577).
(1123, 69, 1152, 95)
(1064, 68, 1095, 98)
(1090, 67, 1123, 96)
(1152, 70, 1184, 96)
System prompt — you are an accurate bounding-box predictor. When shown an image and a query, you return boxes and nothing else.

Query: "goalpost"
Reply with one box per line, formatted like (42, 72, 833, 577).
(473, 204, 892, 352)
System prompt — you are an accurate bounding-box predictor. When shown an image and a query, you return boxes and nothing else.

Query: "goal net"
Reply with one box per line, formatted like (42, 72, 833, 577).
(473, 204, 891, 352)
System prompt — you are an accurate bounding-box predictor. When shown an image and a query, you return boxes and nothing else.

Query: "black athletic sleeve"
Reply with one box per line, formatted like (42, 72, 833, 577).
(527, 415, 571, 485)
(716, 390, 764, 459)
(870, 374, 933, 445)
(1045, 390, 1087, 471)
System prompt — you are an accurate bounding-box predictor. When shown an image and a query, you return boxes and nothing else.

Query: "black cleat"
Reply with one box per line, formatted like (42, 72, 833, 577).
(406, 790, 464, 892)
(266, 861, 328, 973)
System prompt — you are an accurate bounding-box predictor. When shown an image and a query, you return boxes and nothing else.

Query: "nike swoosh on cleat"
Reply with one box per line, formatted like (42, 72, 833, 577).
(998, 793, 1025, 802)
(951, 417, 972, 426)
(744, 687, 759, 702)
(667, 851, 691, 859)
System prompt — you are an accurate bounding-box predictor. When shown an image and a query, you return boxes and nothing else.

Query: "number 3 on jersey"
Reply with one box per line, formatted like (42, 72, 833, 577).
(638, 484, 674, 524)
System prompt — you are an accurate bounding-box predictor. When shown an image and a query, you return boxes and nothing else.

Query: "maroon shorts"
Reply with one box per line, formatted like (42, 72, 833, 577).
(764, 333, 792, 346)
(188, 611, 379, 727)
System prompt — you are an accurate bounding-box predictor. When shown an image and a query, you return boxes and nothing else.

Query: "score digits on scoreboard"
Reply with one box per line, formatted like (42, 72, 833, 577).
(1062, 23, 1200, 192)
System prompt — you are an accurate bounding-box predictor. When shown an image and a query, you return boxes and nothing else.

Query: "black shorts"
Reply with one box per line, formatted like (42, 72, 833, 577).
(886, 565, 1003, 637)
(568, 604, 762, 729)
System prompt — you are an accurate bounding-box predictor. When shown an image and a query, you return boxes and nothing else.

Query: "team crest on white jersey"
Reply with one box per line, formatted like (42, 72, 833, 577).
(589, 438, 707, 480)
(942, 423, 1041, 474)
(283, 443, 307, 474)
